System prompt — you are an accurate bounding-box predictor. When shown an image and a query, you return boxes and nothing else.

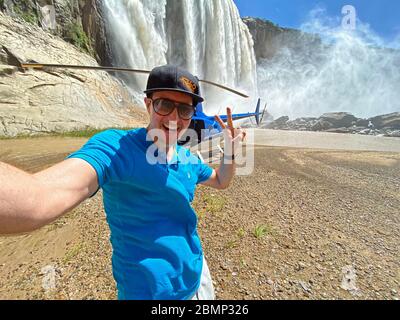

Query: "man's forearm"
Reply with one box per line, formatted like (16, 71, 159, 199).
(0, 162, 44, 234)
(215, 156, 236, 189)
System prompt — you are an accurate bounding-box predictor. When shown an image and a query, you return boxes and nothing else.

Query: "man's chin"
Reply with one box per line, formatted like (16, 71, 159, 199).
(159, 134, 180, 147)
(149, 127, 185, 147)
(163, 128, 182, 144)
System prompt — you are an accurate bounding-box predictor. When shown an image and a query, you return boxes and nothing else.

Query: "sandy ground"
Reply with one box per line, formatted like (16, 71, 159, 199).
(0, 132, 399, 300)
(251, 129, 400, 152)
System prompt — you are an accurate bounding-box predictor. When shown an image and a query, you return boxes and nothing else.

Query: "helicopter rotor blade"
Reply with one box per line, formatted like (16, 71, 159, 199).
(20, 63, 151, 74)
(20, 63, 249, 98)
(199, 79, 249, 98)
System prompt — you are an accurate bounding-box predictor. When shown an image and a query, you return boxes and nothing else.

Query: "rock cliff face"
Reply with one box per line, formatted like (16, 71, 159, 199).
(79, 0, 112, 65)
(243, 17, 323, 62)
(1, 0, 111, 65)
(0, 12, 148, 137)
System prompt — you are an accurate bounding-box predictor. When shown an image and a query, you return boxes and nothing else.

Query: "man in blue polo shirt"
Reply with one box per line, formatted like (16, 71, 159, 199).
(0, 65, 246, 300)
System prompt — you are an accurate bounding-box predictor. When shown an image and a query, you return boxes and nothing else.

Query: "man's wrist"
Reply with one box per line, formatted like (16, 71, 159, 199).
(223, 153, 235, 162)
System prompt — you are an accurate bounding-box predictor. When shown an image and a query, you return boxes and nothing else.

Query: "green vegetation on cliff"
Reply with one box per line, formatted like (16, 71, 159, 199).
(64, 21, 94, 56)
(4, 0, 38, 25)
(13, 5, 37, 24)
(1, 1, 95, 57)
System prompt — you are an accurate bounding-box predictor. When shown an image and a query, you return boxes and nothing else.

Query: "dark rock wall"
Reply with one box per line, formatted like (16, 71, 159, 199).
(243, 17, 323, 62)
(80, 0, 112, 66)
(1, 0, 111, 65)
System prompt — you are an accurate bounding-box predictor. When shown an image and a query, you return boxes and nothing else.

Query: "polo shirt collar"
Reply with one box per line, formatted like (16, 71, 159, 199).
(139, 127, 181, 165)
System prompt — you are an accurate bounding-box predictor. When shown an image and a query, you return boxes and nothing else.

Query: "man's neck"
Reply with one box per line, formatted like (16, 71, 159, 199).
(146, 127, 177, 162)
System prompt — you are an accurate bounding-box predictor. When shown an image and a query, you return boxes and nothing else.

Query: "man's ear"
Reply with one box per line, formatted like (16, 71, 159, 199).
(144, 98, 151, 113)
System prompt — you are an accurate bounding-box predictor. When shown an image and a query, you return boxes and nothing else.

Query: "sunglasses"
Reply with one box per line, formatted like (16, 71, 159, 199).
(151, 98, 195, 120)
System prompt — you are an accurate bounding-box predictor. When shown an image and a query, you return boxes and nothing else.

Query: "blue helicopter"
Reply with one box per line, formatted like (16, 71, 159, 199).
(179, 98, 264, 146)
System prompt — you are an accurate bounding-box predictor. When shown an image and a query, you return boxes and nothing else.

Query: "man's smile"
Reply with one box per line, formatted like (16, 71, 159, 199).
(161, 122, 181, 135)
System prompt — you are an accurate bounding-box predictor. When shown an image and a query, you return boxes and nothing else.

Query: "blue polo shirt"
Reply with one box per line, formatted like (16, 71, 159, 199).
(67, 128, 213, 300)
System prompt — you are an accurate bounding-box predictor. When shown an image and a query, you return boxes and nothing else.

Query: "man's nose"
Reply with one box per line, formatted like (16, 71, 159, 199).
(167, 106, 180, 121)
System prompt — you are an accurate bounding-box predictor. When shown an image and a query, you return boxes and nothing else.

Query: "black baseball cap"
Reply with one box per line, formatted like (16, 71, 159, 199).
(144, 65, 204, 105)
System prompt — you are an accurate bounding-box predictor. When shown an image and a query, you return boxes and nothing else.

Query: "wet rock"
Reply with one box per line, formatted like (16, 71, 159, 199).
(257, 110, 399, 138)
(265, 116, 289, 129)
(311, 119, 333, 131)
(359, 129, 371, 135)
(319, 112, 358, 128)
(385, 130, 400, 138)
(325, 127, 351, 134)
(286, 117, 318, 131)
(369, 112, 400, 130)
(355, 119, 370, 127)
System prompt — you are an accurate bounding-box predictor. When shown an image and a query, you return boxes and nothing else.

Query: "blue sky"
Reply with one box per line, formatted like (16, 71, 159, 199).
(234, 0, 400, 42)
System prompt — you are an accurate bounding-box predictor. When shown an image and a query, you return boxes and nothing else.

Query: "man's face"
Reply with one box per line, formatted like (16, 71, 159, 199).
(144, 90, 194, 147)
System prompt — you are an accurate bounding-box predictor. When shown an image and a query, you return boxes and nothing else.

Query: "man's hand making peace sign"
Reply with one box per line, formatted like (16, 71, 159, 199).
(214, 107, 247, 160)
(200, 107, 247, 190)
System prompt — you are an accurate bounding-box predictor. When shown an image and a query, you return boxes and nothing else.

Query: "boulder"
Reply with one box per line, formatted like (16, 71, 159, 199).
(325, 127, 351, 134)
(369, 113, 400, 130)
(264, 116, 289, 129)
(355, 118, 369, 127)
(311, 119, 333, 131)
(358, 129, 371, 135)
(319, 112, 358, 128)
(384, 130, 400, 138)
(286, 117, 317, 130)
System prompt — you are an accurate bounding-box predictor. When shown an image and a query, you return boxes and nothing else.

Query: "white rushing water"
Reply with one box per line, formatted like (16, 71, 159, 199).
(103, 0, 258, 112)
(103, 2, 399, 119)
(257, 8, 400, 120)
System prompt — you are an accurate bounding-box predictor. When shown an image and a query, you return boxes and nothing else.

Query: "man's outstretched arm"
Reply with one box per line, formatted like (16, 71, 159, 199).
(0, 158, 98, 234)
(201, 108, 246, 190)
(201, 157, 236, 190)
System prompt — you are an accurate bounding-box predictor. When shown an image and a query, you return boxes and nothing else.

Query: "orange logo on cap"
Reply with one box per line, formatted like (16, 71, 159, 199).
(180, 77, 197, 93)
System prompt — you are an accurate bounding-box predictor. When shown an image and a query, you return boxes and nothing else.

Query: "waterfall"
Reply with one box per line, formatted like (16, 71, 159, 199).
(103, 0, 258, 112)
(257, 9, 400, 119)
